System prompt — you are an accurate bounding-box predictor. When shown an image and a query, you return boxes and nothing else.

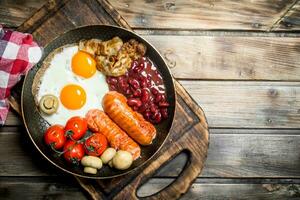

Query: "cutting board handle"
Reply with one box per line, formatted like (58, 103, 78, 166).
(142, 150, 199, 199)
(114, 135, 206, 200)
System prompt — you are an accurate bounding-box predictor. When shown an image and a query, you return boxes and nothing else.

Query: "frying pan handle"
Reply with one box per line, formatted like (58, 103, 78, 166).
(113, 143, 204, 200)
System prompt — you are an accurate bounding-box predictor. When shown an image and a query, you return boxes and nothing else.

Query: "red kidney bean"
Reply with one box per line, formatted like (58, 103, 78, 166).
(144, 62, 151, 68)
(133, 106, 139, 111)
(131, 60, 138, 68)
(152, 111, 162, 124)
(133, 62, 144, 73)
(118, 78, 124, 85)
(106, 77, 111, 84)
(159, 101, 169, 107)
(117, 76, 125, 82)
(139, 78, 147, 88)
(151, 87, 158, 95)
(139, 103, 149, 113)
(109, 85, 117, 91)
(133, 66, 141, 73)
(161, 108, 168, 119)
(127, 98, 142, 107)
(143, 111, 152, 121)
(146, 80, 152, 87)
(129, 78, 140, 89)
(155, 94, 162, 103)
(133, 89, 142, 97)
(146, 76, 151, 81)
(130, 86, 135, 93)
(125, 88, 131, 95)
(141, 88, 150, 103)
(107, 77, 118, 85)
(150, 104, 157, 113)
(120, 81, 129, 91)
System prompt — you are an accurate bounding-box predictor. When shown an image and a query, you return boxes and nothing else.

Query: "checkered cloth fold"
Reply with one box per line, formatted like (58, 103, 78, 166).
(0, 25, 42, 125)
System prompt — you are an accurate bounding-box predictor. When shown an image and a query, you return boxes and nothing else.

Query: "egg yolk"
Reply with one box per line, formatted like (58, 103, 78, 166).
(60, 84, 86, 110)
(71, 51, 96, 78)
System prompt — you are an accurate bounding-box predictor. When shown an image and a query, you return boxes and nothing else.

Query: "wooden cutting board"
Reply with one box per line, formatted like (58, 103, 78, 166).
(9, 0, 209, 199)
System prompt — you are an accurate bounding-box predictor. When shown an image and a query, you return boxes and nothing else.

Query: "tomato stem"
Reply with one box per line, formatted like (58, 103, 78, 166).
(65, 130, 77, 141)
(71, 158, 79, 165)
(59, 141, 82, 157)
(85, 144, 95, 152)
(78, 131, 93, 143)
(50, 143, 64, 155)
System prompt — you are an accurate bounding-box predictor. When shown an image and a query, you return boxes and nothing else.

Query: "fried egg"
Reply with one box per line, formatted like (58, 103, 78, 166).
(36, 45, 109, 125)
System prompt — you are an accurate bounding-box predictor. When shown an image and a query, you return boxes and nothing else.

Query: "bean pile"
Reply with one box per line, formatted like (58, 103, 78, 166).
(106, 57, 169, 124)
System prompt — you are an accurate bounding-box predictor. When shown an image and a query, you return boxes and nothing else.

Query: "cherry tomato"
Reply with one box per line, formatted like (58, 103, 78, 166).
(63, 140, 85, 164)
(65, 116, 88, 140)
(44, 125, 66, 149)
(84, 133, 108, 156)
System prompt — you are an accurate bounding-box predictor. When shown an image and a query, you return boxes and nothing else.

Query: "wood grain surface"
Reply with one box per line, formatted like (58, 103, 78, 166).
(143, 35, 300, 80)
(109, 0, 299, 30)
(274, 1, 300, 30)
(7, 81, 300, 128)
(2, 0, 300, 31)
(137, 178, 300, 199)
(0, 0, 46, 27)
(2, 177, 299, 198)
(1, 128, 299, 178)
(181, 81, 300, 128)
(1, 177, 299, 200)
(0, 0, 300, 199)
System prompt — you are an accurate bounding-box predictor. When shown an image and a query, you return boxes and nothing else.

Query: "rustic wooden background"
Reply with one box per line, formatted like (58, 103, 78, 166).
(1, 0, 300, 199)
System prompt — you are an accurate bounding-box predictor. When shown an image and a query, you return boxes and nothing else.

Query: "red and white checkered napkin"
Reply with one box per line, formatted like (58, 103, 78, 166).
(0, 25, 42, 125)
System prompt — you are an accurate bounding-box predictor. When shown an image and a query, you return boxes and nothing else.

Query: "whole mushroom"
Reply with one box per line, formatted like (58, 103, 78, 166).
(100, 148, 116, 164)
(81, 156, 103, 174)
(112, 150, 133, 170)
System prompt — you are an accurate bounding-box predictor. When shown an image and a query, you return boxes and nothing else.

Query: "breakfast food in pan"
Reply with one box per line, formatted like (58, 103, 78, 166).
(106, 57, 169, 124)
(79, 37, 146, 77)
(102, 91, 156, 145)
(86, 109, 141, 160)
(34, 36, 170, 174)
(32, 44, 109, 125)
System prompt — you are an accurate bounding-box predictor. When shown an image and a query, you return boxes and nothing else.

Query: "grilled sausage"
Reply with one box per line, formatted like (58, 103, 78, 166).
(86, 109, 141, 160)
(102, 91, 156, 145)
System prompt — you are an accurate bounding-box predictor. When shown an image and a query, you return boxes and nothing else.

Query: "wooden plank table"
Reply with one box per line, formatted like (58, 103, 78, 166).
(1, 0, 300, 199)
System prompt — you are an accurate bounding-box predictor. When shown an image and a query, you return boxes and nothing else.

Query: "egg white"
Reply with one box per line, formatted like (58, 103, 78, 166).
(37, 45, 109, 125)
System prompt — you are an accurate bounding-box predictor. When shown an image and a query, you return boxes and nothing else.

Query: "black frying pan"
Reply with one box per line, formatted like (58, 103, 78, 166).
(21, 25, 176, 179)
